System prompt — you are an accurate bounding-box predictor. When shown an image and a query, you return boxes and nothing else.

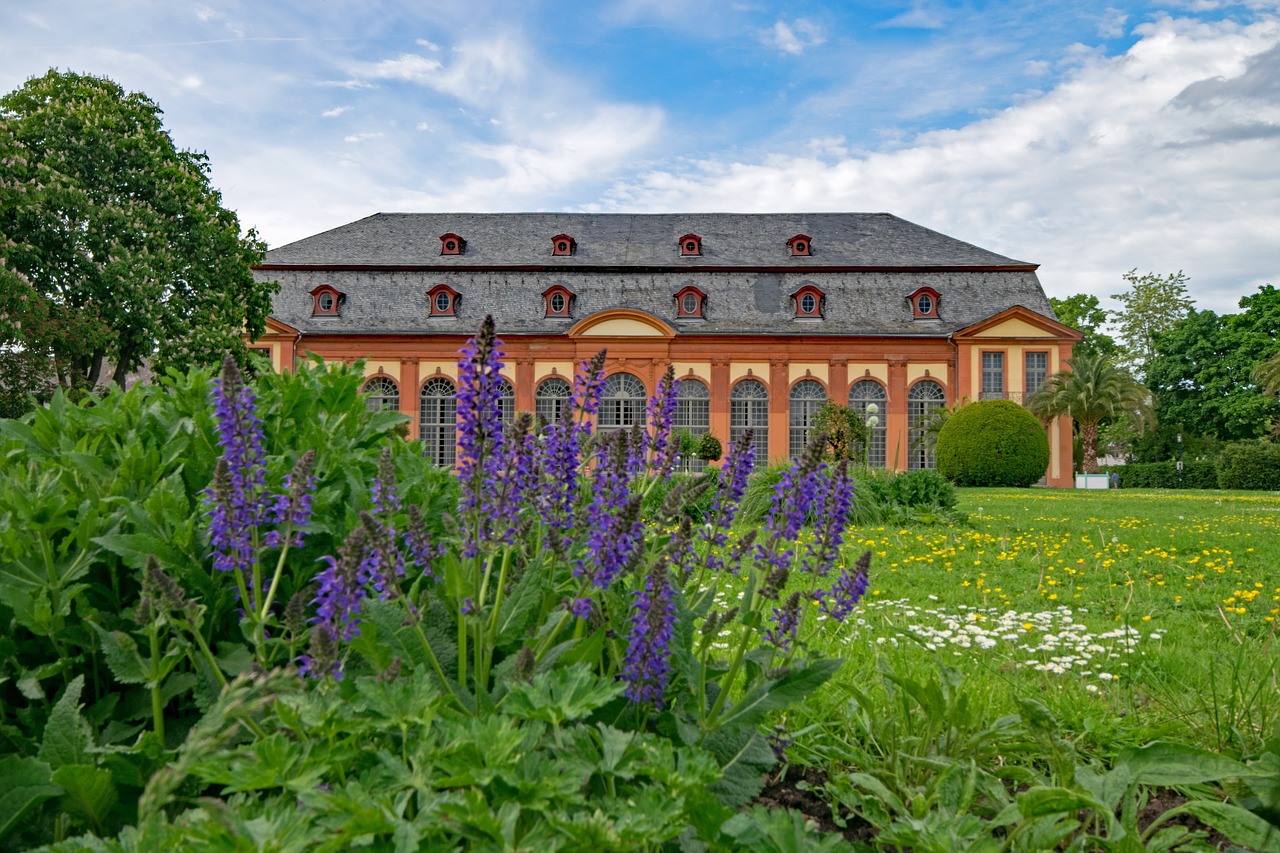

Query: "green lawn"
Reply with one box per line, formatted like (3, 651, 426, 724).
(791, 487, 1280, 766)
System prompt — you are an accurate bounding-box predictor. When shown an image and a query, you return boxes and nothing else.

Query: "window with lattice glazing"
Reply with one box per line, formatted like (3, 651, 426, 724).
(496, 377, 515, 425)
(789, 379, 826, 459)
(535, 377, 572, 426)
(420, 377, 457, 467)
(908, 381, 946, 470)
(362, 376, 399, 413)
(848, 380, 887, 468)
(981, 352, 1005, 400)
(598, 373, 646, 432)
(1024, 352, 1048, 397)
(730, 379, 769, 469)
(674, 378, 710, 472)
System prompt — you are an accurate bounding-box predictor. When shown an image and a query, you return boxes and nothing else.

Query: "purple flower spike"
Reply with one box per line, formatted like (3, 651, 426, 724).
(622, 560, 675, 708)
(821, 550, 871, 622)
(646, 367, 680, 475)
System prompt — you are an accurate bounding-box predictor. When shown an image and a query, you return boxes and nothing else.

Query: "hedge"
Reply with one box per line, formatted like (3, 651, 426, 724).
(1101, 461, 1219, 490)
(1217, 441, 1280, 491)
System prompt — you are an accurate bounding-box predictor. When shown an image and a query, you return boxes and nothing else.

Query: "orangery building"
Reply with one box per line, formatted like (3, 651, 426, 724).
(250, 213, 1081, 488)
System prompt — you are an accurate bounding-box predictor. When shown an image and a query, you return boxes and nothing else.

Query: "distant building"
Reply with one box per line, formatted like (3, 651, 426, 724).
(250, 213, 1080, 486)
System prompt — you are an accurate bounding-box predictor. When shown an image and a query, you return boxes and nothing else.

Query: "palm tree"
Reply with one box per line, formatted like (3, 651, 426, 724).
(1026, 352, 1153, 474)
(1254, 350, 1280, 396)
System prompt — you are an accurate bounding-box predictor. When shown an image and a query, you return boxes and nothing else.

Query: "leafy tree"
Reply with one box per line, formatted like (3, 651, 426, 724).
(1049, 293, 1119, 359)
(811, 402, 869, 464)
(1026, 351, 1153, 474)
(1144, 285, 1280, 442)
(1109, 270, 1194, 378)
(1254, 348, 1280, 397)
(0, 69, 275, 393)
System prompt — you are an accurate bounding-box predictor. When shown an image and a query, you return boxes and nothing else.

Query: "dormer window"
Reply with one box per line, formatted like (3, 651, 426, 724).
(678, 233, 702, 256)
(427, 283, 460, 316)
(908, 286, 941, 318)
(439, 233, 466, 255)
(792, 285, 824, 319)
(551, 234, 576, 256)
(310, 284, 344, 316)
(787, 234, 812, 256)
(674, 285, 706, 319)
(543, 285, 574, 317)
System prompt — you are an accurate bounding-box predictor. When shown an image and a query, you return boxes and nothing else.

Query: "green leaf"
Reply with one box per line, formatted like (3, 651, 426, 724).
(1118, 742, 1251, 787)
(40, 674, 92, 770)
(89, 623, 149, 685)
(1180, 800, 1280, 853)
(504, 664, 625, 725)
(1016, 786, 1107, 819)
(715, 658, 842, 730)
(0, 756, 63, 842)
(51, 764, 117, 832)
(703, 725, 776, 808)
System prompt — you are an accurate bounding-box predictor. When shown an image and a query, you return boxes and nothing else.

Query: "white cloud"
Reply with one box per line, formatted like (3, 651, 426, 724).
(598, 14, 1280, 314)
(880, 1, 947, 30)
(1099, 7, 1130, 39)
(766, 19, 826, 55)
(321, 106, 349, 117)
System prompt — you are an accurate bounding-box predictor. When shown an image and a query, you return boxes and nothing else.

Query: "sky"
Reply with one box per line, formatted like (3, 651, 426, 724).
(2, 1, 1278, 317)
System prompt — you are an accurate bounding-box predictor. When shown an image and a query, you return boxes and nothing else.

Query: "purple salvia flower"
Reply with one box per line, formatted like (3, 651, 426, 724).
(697, 431, 755, 574)
(820, 550, 871, 622)
(764, 591, 804, 652)
(569, 597, 593, 620)
(536, 350, 607, 550)
(752, 437, 827, 577)
(575, 432, 645, 588)
(455, 316, 508, 558)
(804, 464, 855, 573)
(622, 559, 675, 707)
(646, 367, 680, 475)
(203, 356, 275, 608)
(266, 450, 318, 549)
(403, 505, 442, 580)
(370, 447, 401, 517)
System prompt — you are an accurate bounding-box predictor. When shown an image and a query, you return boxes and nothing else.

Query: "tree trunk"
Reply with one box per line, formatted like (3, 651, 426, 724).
(1081, 421, 1100, 474)
(85, 352, 104, 388)
(112, 357, 129, 390)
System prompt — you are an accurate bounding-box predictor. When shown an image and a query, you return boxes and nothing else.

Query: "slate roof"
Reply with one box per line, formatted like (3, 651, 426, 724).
(261, 213, 1035, 269)
(256, 213, 1057, 338)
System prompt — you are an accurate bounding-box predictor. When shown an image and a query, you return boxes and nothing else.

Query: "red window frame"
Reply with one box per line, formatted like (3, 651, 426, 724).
(427, 283, 460, 316)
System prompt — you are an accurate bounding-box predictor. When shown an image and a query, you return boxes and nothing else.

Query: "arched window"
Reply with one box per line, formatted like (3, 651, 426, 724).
(535, 377, 572, 425)
(730, 379, 769, 469)
(675, 378, 710, 472)
(598, 373, 646, 432)
(789, 379, 827, 459)
(496, 376, 515, 425)
(362, 375, 399, 413)
(908, 380, 947, 470)
(848, 380, 887, 468)
(420, 377, 457, 467)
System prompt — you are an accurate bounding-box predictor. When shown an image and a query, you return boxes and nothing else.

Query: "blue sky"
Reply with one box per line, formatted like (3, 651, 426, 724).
(2, 0, 1278, 316)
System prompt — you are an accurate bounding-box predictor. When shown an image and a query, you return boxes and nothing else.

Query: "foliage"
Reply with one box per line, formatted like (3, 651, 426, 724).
(0, 70, 275, 392)
(1217, 441, 1280, 491)
(1145, 285, 1280, 442)
(1049, 293, 1119, 359)
(1256, 349, 1280, 397)
(1122, 423, 1221, 465)
(1109, 269, 1194, 379)
(738, 464, 960, 527)
(812, 402, 870, 465)
(1026, 351, 1152, 474)
(935, 401, 1049, 487)
(1101, 461, 1219, 490)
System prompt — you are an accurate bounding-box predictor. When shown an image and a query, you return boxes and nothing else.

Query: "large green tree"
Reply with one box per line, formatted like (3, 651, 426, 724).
(1109, 270, 1194, 379)
(1049, 293, 1119, 359)
(0, 69, 275, 392)
(1026, 351, 1153, 474)
(1144, 284, 1280, 442)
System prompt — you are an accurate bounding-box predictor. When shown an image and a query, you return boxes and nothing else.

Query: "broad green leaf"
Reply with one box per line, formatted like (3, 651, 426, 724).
(504, 664, 624, 725)
(40, 674, 92, 770)
(51, 764, 118, 832)
(1016, 786, 1107, 818)
(1180, 800, 1280, 853)
(714, 658, 842, 730)
(1118, 742, 1251, 787)
(703, 725, 776, 808)
(89, 623, 149, 685)
(0, 756, 63, 842)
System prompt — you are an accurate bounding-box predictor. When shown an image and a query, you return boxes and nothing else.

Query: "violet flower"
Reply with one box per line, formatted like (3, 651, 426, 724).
(697, 431, 755, 574)
(820, 549, 871, 622)
(575, 431, 645, 588)
(456, 316, 508, 558)
(764, 591, 804, 653)
(536, 351, 606, 550)
(646, 367, 680, 475)
(622, 559, 675, 707)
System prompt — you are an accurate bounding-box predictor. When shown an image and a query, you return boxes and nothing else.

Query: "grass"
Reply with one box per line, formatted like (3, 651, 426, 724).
(783, 487, 1280, 769)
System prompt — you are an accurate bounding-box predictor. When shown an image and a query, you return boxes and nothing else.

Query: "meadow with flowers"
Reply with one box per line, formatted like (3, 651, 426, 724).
(1, 318, 1279, 851)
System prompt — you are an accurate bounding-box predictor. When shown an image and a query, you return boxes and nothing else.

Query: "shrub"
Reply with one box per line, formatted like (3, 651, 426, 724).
(1217, 441, 1280, 490)
(935, 400, 1049, 487)
(1102, 461, 1219, 489)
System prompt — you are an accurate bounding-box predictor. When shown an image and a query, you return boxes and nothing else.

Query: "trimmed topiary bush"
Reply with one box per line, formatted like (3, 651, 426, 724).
(935, 400, 1049, 487)
(1217, 441, 1280, 490)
